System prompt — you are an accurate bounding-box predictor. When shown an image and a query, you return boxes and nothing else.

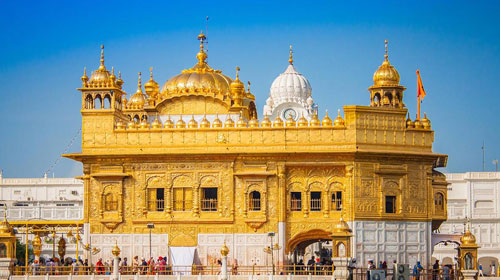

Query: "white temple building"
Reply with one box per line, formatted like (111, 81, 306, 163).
(433, 172, 500, 275)
(0, 172, 83, 260)
(263, 46, 317, 120)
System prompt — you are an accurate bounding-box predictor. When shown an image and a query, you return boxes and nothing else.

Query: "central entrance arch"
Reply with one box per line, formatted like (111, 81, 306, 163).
(287, 229, 333, 265)
(287, 229, 332, 253)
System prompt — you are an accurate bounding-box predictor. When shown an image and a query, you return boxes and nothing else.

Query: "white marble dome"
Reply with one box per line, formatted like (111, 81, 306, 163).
(269, 64, 312, 106)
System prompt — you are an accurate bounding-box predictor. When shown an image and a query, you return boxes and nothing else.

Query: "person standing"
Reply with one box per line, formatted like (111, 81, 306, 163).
(479, 264, 484, 276)
(442, 265, 449, 280)
(413, 261, 423, 280)
(432, 260, 440, 280)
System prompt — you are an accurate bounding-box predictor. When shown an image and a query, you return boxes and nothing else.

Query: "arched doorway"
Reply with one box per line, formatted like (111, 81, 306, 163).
(478, 256, 499, 276)
(287, 229, 333, 265)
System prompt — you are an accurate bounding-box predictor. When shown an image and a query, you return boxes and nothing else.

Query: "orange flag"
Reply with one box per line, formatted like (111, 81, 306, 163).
(416, 70, 426, 101)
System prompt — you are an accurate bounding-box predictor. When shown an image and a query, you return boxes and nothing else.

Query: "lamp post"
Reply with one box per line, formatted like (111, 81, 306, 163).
(147, 224, 154, 259)
(265, 232, 279, 275)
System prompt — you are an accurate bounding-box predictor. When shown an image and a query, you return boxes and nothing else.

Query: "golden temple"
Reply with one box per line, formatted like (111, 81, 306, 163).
(65, 33, 448, 266)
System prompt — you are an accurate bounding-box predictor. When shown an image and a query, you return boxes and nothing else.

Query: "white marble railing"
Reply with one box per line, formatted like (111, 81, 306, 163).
(0, 207, 82, 221)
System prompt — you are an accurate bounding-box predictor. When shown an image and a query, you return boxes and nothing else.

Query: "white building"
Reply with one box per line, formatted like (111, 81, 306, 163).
(263, 46, 317, 120)
(433, 172, 500, 275)
(0, 172, 83, 260)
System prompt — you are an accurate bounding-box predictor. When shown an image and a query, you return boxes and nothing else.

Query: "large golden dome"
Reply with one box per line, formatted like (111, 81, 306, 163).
(373, 40, 400, 87)
(161, 32, 233, 96)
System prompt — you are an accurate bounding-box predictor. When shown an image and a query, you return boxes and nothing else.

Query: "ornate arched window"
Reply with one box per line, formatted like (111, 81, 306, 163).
(85, 95, 93, 109)
(94, 95, 102, 109)
(249, 191, 261, 211)
(331, 191, 342, 211)
(435, 193, 444, 211)
(147, 177, 164, 212)
(103, 95, 111, 109)
(104, 193, 117, 211)
(173, 176, 193, 212)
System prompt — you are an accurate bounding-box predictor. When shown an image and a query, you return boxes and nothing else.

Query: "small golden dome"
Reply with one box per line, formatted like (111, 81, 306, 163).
(231, 67, 245, 97)
(220, 241, 229, 257)
(414, 115, 423, 129)
(164, 115, 174, 128)
(373, 40, 400, 87)
(273, 115, 284, 127)
(188, 115, 198, 128)
(297, 114, 308, 127)
(225, 116, 235, 128)
(286, 115, 296, 127)
(460, 229, 477, 246)
(406, 113, 414, 128)
(116, 71, 124, 88)
(139, 119, 149, 129)
(0, 211, 12, 234)
(88, 45, 116, 88)
(236, 113, 247, 128)
(116, 120, 126, 130)
(151, 117, 162, 129)
(81, 67, 89, 86)
(310, 112, 320, 127)
(421, 113, 431, 129)
(261, 115, 272, 128)
(213, 114, 223, 128)
(249, 116, 259, 128)
(176, 116, 186, 128)
(200, 115, 210, 128)
(110, 67, 117, 83)
(246, 81, 255, 100)
(322, 111, 333, 127)
(112, 241, 121, 257)
(334, 109, 345, 127)
(127, 119, 137, 129)
(144, 67, 160, 98)
(332, 217, 351, 233)
(129, 72, 146, 109)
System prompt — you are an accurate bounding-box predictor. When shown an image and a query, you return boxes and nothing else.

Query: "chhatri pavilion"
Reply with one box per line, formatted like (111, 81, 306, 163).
(65, 33, 448, 267)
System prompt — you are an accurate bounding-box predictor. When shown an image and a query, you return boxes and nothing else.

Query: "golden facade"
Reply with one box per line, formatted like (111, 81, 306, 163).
(65, 34, 448, 265)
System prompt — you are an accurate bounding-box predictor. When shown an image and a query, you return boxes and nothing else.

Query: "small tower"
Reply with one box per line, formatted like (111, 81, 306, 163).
(0, 207, 17, 279)
(458, 224, 480, 271)
(368, 40, 406, 108)
(78, 45, 126, 111)
(330, 217, 352, 258)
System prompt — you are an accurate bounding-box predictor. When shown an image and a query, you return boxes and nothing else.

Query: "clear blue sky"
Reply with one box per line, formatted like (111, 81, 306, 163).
(0, 0, 499, 178)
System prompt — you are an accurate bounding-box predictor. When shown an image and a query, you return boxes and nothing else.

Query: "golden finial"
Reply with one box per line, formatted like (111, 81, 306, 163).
(137, 72, 142, 91)
(150, 67, 154, 79)
(220, 241, 229, 257)
(112, 240, 121, 257)
(384, 40, 388, 60)
(99, 45, 105, 69)
(289, 45, 293, 65)
(235, 67, 240, 80)
(247, 81, 251, 92)
(197, 31, 206, 50)
(118, 71, 122, 79)
(196, 31, 208, 64)
(81, 67, 89, 85)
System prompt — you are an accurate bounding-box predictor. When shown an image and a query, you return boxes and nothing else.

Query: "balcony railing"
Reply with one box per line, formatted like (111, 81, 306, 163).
(147, 200, 165, 212)
(0, 207, 82, 221)
(249, 198, 261, 211)
(310, 199, 321, 211)
(200, 199, 217, 211)
(290, 199, 301, 211)
(331, 200, 342, 211)
(173, 200, 192, 212)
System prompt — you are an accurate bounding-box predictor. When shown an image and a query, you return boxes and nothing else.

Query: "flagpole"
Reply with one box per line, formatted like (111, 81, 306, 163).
(417, 95, 421, 120)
